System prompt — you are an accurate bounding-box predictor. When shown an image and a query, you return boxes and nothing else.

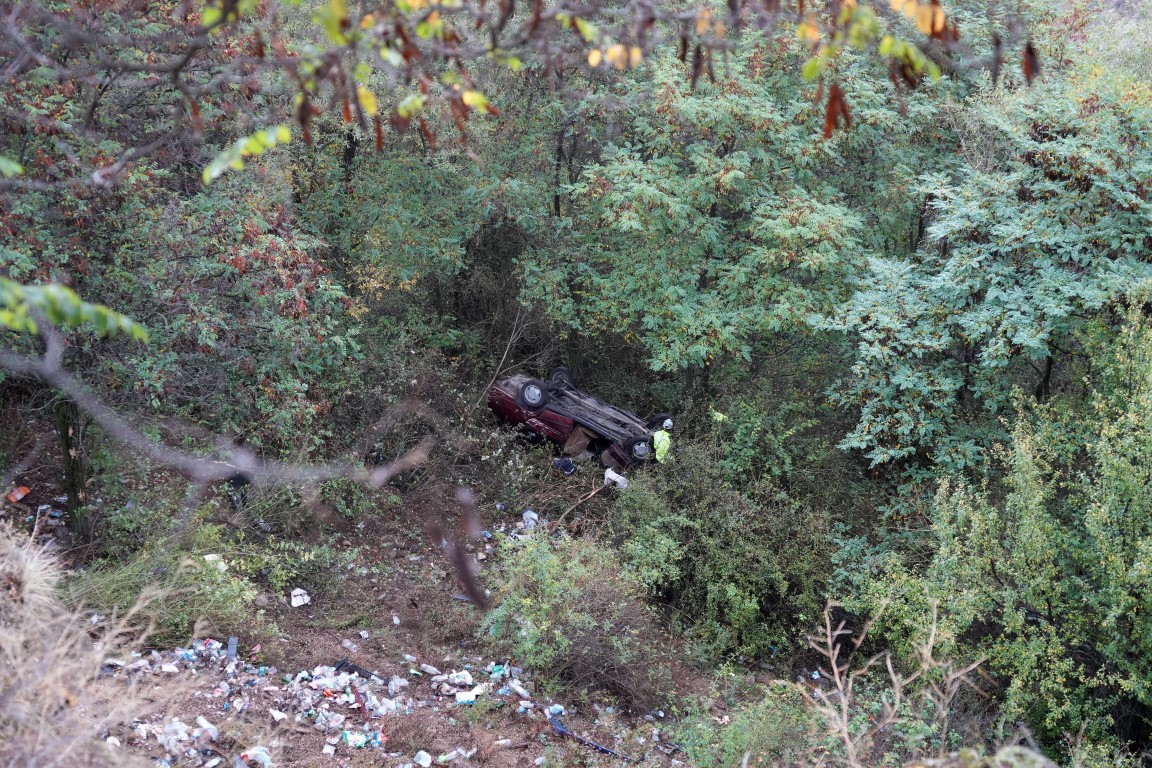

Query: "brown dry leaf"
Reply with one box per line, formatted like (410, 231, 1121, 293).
(1023, 40, 1040, 85)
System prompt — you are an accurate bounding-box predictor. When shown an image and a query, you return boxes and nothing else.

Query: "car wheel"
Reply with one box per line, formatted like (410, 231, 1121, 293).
(626, 435, 651, 461)
(647, 412, 672, 431)
(548, 366, 576, 389)
(517, 378, 549, 410)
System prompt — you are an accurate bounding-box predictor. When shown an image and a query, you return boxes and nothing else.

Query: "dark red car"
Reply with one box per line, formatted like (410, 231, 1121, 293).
(487, 368, 670, 470)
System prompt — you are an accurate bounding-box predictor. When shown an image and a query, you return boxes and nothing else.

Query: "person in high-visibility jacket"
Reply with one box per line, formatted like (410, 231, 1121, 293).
(653, 418, 673, 463)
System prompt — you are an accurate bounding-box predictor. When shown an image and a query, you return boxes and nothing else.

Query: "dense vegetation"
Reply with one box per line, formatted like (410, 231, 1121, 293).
(3, 0, 1152, 765)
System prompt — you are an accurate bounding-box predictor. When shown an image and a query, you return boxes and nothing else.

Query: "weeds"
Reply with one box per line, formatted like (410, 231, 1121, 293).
(0, 525, 155, 768)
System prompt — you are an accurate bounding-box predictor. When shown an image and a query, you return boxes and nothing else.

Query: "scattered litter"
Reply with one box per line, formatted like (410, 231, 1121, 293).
(240, 745, 273, 766)
(194, 715, 219, 741)
(341, 639, 359, 653)
(5, 486, 30, 503)
(105, 736, 120, 747)
(98, 629, 617, 766)
(604, 468, 630, 489)
(359, 630, 369, 639)
(392, 612, 401, 625)
(522, 509, 539, 528)
(202, 553, 227, 572)
(290, 588, 311, 607)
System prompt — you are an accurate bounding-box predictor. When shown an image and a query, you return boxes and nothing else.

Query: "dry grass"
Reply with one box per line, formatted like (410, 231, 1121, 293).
(0, 524, 157, 768)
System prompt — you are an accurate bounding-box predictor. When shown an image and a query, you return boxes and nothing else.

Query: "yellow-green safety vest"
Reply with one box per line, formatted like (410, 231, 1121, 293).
(653, 430, 672, 463)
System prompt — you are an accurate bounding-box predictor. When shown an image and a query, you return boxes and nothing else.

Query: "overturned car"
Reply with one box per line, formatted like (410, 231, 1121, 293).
(487, 367, 670, 470)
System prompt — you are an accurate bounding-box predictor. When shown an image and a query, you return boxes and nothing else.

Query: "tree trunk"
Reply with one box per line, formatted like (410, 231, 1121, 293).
(56, 398, 91, 539)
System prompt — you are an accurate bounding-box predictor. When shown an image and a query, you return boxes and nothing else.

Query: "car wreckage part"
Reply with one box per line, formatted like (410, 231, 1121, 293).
(627, 436, 650, 460)
(548, 366, 576, 389)
(516, 378, 549, 409)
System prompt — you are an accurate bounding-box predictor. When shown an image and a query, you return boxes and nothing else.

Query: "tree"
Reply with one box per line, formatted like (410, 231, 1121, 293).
(821, 46, 1152, 468)
(0, 0, 1036, 191)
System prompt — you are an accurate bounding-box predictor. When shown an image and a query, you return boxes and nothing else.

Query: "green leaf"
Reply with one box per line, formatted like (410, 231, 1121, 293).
(397, 94, 425, 118)
(801, 58, 822, 80)
(0, 278, 149, 341)
(202, 126, 292, 184)
(0, 156, 23, 178)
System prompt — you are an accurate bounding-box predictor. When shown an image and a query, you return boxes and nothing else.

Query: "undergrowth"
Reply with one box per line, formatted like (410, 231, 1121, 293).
(481, 533, 677, 713)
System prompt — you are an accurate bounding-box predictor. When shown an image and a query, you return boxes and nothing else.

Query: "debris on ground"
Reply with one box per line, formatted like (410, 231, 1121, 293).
(100, 634, 651, 766)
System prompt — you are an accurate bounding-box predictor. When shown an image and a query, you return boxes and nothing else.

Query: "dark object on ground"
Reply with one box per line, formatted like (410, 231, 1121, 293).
(553, 457, 577, 475)
(227, 636, 238, 660)
(488, 368, 668, 470)
(550, 717, 639, 762)
(224, 473, 251, 512)
(333, 658, 381, 681)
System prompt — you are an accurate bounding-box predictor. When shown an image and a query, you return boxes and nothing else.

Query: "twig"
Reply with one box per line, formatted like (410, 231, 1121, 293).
(553, 483, 609, 528)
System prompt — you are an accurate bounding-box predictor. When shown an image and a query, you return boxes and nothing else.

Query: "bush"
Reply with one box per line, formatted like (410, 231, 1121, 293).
(481, 534, 676, 711)
(676, 683, 816, 767)
(610, 442, 831, 658)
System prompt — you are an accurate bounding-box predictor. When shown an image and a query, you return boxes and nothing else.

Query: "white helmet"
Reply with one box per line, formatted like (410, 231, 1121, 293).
(662, 418, 674, 431)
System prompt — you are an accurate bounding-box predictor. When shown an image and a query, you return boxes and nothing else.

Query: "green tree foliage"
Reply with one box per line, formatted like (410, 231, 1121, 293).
(846, 316, 1152, 748)
(521, 36, 954, 370)
(0, 279, 146, 340)
(823, 61, 1152, 467)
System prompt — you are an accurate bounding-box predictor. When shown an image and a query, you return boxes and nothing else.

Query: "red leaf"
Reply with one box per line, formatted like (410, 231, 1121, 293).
(1023, 40, 1040, 85)
(418, 118, 437, 152)
(390, 111, 411, 135)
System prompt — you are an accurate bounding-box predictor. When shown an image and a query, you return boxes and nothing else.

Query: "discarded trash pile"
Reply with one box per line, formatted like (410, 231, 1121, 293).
(109, 637, 639, 767)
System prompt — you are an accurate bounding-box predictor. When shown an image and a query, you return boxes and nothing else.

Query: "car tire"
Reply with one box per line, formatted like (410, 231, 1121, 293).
(647, 412, 672, 431)
(517, 378, 549, 410)
(625, 435, 652, 462)
(548, 366, 576, 389)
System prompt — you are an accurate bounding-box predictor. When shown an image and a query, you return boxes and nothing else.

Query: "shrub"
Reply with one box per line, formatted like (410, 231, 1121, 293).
(610, 443, 831, 658)
(481, 534, 676, 711)
(676, 683, 816, 767)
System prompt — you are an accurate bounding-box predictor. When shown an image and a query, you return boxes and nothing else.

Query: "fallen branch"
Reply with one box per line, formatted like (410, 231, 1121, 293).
(553, 483, 611, 528)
